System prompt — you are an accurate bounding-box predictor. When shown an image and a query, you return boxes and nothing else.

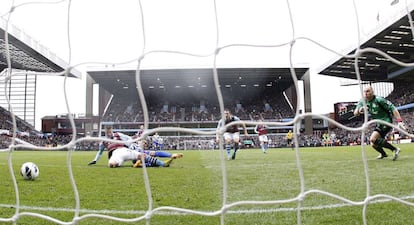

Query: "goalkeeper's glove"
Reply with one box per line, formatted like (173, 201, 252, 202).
(358, 107, 368, 115)
(397, 118, 406, 130)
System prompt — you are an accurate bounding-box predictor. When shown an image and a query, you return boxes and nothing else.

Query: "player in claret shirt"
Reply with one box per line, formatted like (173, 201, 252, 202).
(89, 126, 183, 167)
(88, 126, 133, 165)
(216, 109, 249, 160)
(254, 120, 269, 153)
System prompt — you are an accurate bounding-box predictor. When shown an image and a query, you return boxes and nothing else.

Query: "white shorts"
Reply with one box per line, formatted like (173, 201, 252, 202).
(258, 135, 268, 143)
(223, 132, 240, 142)
(108, 147, 140, 167)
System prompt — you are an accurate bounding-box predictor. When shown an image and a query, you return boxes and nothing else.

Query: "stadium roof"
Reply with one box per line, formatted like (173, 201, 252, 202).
(87, 67, 309, 97)
(0, 19, 81, 78)
(318, 3, 414, 83)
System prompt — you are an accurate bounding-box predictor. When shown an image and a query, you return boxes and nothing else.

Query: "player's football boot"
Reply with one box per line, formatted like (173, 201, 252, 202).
(133, 160, 143, 168)
(393, 148, 401, 161)
(88, 160, 96, 165)
(376, 154, 388, 159)
(171, 153, 183, 159)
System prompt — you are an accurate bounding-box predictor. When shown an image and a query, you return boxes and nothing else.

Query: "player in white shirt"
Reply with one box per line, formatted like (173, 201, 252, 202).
(152, 132, 160, 150)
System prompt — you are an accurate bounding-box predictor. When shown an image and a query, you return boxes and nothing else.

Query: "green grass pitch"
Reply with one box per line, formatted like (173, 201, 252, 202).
(1, 143, 414, 225)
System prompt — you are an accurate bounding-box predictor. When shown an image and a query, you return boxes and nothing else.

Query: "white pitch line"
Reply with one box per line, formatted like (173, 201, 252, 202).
(1, 195, 414, 216)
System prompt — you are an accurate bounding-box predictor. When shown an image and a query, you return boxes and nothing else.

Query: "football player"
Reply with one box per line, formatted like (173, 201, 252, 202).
(216, 109, 249, 160)
(353, 85, 404, 160)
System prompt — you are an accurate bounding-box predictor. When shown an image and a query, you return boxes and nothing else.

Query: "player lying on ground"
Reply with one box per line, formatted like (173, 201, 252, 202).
(88, 126, 183, 165)
(130, 140, 183, 161)
(108, 145, 173, 168)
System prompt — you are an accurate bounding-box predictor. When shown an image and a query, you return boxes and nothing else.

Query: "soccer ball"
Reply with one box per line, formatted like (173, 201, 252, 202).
(20, 162, 40, 180)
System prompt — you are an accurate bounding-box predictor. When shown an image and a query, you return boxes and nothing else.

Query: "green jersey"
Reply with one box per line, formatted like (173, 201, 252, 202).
(357, 95, 395, 123)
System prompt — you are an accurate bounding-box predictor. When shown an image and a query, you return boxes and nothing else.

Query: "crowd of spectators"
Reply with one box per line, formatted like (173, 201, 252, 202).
(101, 93, 295, 124)
(386, 82, 414, 107)
(0, 106, 38, 135)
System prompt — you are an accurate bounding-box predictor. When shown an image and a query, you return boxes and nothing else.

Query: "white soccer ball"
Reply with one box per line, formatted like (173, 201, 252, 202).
(20, 162, 40, 180)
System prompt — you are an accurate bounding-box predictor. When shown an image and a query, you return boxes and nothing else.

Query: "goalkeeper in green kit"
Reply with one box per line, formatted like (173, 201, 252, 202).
(353, 85, 406, 161)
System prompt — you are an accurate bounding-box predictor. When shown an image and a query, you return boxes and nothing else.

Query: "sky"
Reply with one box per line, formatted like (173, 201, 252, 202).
(0, 0, 410, 130)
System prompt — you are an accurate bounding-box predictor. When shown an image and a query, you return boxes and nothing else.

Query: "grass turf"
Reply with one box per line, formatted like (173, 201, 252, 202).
(1, 143, 414, 225)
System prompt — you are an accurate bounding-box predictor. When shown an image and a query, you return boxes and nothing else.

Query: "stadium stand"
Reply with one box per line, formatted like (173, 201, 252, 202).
(0, 18, 81, 129)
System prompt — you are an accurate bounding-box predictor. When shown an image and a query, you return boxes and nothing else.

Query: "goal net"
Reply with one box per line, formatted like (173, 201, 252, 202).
(1, 1, 414, 225)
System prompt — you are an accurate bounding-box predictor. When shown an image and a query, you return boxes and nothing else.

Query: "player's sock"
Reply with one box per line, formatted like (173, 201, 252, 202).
(225, 144, 231, 159)
(162, 158, 173, 167)
(144, 155, 161, 167)
(264, 143, 268, 153)
(153, 151, 172, 158)
(152, 158, 167, 167)
(234, 143, 239, 152)
(232, 143, 239, 159)
(373, 145, 387, 157)
(374, 137, 396, 151)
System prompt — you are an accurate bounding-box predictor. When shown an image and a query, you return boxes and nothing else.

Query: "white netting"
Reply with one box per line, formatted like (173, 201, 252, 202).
(1, 0, 414, 225)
